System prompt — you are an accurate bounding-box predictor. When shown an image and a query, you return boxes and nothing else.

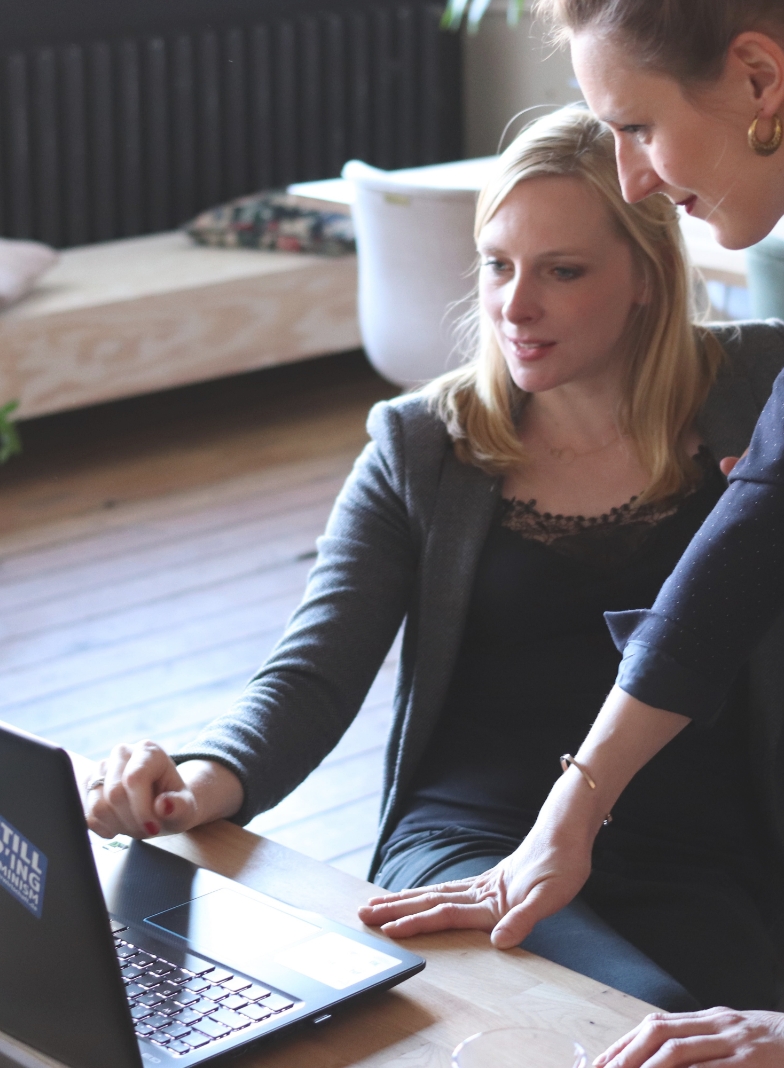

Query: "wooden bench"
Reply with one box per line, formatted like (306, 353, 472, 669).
(0, 230, 360, 420)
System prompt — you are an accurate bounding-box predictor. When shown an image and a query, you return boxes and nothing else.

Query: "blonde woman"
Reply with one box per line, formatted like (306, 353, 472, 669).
(86, 109, 784, 1013)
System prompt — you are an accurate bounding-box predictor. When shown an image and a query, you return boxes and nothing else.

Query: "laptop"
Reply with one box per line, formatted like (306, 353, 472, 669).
(0, 722, 425, 1068)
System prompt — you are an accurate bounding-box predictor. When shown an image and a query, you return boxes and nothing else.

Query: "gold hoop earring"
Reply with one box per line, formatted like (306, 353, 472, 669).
(748, 113, 783, 156)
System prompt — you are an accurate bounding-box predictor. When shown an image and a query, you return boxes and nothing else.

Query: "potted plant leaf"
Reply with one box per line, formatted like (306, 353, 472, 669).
(0, 401, 21, 464)
(441, 0, 526, 32)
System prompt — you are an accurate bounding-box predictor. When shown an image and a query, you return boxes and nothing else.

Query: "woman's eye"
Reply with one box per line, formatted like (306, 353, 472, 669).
(618, 124, 648, 142)
(552, 266, 583, 281)
(481, 258, 509, 273)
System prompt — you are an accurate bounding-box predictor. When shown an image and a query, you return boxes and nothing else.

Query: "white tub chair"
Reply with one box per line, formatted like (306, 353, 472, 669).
(341, 159, 490, 388)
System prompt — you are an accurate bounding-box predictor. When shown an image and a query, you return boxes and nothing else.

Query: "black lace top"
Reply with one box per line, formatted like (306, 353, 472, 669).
(389, 450, 770, 878)
(499, 491, 683, 568)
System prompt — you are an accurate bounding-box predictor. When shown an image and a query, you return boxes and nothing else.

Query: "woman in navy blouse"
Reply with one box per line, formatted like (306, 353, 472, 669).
(365, 1, 784, 1065)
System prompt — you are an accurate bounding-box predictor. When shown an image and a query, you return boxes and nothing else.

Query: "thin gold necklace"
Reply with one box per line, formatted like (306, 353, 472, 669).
(543, 433, 622, 465)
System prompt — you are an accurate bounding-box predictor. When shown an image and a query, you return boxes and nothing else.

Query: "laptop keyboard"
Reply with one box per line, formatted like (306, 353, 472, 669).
(112, 920, 295, 1057)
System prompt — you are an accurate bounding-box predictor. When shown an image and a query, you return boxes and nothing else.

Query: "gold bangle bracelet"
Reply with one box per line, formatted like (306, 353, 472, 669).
(560, 754, 613, 826)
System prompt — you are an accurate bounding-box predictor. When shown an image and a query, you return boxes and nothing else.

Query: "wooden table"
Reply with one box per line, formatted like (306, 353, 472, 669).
(134, 821, 653, 1068)
(68, 752, 654, 1067)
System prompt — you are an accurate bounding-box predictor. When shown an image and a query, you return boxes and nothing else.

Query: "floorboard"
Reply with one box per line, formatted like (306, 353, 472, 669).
(0, 480, 341, 603)
(0, 351, 399, 879)
(330, 845, 377, 880)
(248, 794, 383, 865)
(4, 513, 323, 628)
(0, 559, 310, 671)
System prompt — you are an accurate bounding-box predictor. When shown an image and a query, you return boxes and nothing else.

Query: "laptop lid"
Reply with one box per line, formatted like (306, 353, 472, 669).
(0, 722, 425, 1068)
(0, 725, 141, 1068)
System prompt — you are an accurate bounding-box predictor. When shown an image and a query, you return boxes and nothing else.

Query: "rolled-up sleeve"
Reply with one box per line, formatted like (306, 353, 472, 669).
(606, 370, 784, 724)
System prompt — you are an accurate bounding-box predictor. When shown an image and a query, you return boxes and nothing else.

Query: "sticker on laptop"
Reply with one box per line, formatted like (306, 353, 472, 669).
(0, 815, 48, 919)
(276, 932, 401, 990)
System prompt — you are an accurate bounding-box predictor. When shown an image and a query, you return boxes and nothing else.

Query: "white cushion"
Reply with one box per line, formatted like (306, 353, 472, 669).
(0, 238, 58, 309)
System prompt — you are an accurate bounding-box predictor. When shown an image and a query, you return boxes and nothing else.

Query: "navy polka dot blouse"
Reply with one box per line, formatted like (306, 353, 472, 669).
(606, 369, 784, 724)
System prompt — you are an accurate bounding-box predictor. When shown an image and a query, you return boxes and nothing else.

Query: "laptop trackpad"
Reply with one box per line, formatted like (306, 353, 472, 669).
(145, 888, 321, 966)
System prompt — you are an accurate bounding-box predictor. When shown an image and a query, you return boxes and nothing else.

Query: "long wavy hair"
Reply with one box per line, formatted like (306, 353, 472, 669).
(426, 106, 724, 503)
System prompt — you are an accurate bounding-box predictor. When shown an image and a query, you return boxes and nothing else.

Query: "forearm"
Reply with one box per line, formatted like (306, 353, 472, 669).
(536, 685, 691, 840)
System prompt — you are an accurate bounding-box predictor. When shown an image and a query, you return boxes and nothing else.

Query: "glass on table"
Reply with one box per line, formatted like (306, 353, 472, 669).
(452, 1026, 588, 1068)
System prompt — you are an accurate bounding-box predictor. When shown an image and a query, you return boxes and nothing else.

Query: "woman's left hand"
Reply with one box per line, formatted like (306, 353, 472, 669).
(358, 815, 594, 949)
(593, 1007, 784, 1068)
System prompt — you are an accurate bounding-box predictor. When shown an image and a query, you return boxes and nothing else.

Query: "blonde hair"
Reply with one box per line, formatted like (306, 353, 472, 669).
(427, 106, 724, 502)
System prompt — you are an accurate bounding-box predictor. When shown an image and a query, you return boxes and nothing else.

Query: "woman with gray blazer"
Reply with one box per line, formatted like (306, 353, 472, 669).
(85, 110, 784, 1014)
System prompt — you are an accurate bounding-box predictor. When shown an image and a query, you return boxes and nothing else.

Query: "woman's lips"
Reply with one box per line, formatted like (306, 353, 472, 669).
(678, 195, 697, 215)
(507, 339, 556, 361)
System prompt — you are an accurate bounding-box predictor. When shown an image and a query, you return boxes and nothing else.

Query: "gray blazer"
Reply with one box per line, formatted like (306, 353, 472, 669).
(177, 321, 784, 879)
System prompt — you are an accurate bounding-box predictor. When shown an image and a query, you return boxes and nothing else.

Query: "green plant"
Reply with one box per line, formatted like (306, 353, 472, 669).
(441, 0, 526, 33)
(0, 401, 21, 463)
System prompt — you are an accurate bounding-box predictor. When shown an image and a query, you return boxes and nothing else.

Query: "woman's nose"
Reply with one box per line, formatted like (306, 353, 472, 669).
(503, 275, 541, 323)
(616, 142, 661, 204)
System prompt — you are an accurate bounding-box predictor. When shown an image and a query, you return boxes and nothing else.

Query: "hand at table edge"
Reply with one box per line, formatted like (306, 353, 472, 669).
(594, 1007, 784, 1068)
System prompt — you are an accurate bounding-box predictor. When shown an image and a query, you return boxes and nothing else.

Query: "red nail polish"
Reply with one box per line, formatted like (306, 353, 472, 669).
(162, 798, 174, 817)
(144, 821, 159, 836)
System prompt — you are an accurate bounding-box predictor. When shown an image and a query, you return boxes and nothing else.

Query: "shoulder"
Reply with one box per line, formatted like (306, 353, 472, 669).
(363, 392, 489, 521)
(365, 393, 451, 480)
(708, 319, 784, 403)
(700, 320, 784, 458)
(367, 391, 449, 445)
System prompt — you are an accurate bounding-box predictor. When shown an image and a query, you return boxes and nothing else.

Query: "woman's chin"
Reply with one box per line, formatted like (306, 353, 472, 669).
(511, 374, 564, 395)
(706, 208, 781, 251)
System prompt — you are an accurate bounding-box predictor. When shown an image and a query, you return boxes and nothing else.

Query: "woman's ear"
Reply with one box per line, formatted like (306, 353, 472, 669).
(726, 31, 784, 119)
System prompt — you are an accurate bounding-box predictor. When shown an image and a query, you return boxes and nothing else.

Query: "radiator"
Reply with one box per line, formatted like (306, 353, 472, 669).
(0, 3, 461, 247)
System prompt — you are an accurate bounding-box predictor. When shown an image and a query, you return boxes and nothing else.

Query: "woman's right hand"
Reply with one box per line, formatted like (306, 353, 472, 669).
(84, 741, 244, 839)
(719, 448, 749, 477)
(595, 1007, 784, 1067)
(362, 689, 691, 946)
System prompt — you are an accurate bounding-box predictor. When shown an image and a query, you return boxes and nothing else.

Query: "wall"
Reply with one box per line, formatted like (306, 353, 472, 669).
(462, 2, 578, 157)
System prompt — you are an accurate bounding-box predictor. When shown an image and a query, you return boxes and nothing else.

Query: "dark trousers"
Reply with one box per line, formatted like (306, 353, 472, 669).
(374, 827, 784, 1013)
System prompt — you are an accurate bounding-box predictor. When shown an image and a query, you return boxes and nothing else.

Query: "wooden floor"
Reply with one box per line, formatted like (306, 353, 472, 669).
(0, 351, 398, 879)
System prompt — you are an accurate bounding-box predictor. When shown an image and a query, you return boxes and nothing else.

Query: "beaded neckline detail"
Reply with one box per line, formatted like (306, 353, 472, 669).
(498, 448, 718, 568)
(499, 492, 681, 547)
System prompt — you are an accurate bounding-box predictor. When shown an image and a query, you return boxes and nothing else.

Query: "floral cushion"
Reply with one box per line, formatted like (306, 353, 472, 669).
(185, 190, 354, 255)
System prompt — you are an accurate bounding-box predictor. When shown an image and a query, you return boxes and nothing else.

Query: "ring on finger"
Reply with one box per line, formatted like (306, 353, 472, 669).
(87, 776, 105, 791)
